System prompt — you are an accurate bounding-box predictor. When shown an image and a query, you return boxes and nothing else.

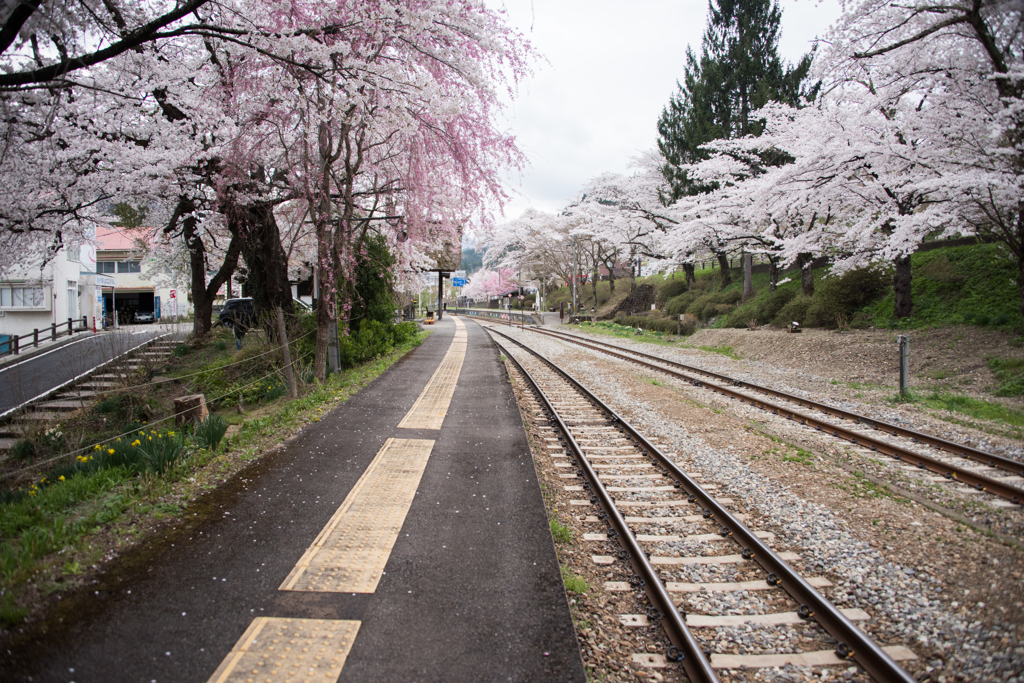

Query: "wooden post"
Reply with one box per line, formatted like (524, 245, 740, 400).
(173, 394, 209, 425)
(276, 307, 298, 399)
(33, 329, 38, 347)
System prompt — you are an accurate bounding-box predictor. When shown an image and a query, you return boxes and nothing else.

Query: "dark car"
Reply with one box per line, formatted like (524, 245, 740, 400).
(133, 310, 155, 324)
(219, 297, 256, 330)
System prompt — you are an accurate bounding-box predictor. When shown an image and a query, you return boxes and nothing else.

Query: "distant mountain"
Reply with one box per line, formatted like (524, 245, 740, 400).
(461, 248, 484, 275)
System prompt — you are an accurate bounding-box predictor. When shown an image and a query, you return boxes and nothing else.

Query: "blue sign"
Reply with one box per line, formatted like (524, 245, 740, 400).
(453, 277, 467, 287)
(155, 296, 161, 320)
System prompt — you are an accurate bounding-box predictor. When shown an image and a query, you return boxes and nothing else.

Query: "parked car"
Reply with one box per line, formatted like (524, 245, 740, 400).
(133, 310, 155, 324)
(219, 297, 256, 330)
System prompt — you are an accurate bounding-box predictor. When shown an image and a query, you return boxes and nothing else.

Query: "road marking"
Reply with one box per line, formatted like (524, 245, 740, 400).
(206, 617, 359, 683)
(398, 317, 467, 430)
(280, 438, 435, 593)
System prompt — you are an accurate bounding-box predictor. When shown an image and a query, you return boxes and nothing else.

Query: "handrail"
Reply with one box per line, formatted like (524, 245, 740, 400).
(0, 316, 91, 358)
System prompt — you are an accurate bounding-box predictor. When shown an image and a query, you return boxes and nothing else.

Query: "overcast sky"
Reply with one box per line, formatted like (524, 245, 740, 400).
(486, 0, 843, 225)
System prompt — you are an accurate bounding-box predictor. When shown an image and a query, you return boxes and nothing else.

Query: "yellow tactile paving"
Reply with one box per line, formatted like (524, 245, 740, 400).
(397, 317, 467, 430)
(206, 617, 359, 683)
(279, 438, 435, 593)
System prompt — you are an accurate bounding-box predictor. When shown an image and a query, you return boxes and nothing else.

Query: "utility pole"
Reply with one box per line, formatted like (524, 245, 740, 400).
(572, 241, 578, 315)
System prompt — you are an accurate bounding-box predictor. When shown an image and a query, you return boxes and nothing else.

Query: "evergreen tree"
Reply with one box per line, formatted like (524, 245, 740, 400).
(350, 232, 396, 326)
(657, 0, 818, 202)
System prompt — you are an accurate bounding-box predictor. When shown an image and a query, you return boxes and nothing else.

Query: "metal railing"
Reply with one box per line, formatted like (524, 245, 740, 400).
(0, 316, 91, 358)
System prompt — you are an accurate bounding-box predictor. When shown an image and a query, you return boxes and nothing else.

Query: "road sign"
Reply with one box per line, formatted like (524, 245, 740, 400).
(519, 295, 525, 300)
(453, 277, 467, 287)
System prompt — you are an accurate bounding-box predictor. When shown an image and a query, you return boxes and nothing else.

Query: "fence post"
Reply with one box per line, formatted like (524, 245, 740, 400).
(898, 335, 910, 397)
(51, 322, 56, 341)
(33, 328, 39, 347)
(68, 318, 73, 337)
(13, 336, 19, 355)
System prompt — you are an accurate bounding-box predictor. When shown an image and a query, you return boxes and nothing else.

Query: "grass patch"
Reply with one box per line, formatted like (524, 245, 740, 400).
(920, 392, 1024, 427)
(560, 565, 590, 595)
(890, 387, 1024, 427)
(649, 378, 664, 387)
(696, 344, 741, 360)
(781, 447, 814, 465)
(549, 518, 573, 544)
(988, 357, 1024, 397)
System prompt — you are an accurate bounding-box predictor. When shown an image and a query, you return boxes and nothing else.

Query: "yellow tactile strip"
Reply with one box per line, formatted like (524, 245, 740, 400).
(279, 438, 435, 593)
(397, 317, 467, 430)
(206, 617, 359, 683)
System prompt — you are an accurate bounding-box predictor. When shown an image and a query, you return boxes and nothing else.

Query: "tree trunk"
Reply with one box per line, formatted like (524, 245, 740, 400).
(716, 251, 732, 288)
(683, 262, 695, 286)
(171, 196, 241, 338)
(894, 255, 913, 319)
(797, 252, 814, 297)
(629, 255, 637, 292)
(768, 258, 779, 292)
(276, 307, 298, 398)
(591, 266, 599, 312)
(741, 252, 753, 301)
(229, 200, 294, 330)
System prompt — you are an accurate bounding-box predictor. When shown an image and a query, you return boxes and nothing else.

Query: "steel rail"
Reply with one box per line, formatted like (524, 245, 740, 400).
(540, 328, 1022, 476)
(488, 326, 917, 683)
(488, 332, 719, 682)
(532, 327, 1024, 504)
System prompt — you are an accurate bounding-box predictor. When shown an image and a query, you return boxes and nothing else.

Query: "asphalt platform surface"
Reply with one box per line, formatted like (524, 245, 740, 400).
(5, 316, 585, 683)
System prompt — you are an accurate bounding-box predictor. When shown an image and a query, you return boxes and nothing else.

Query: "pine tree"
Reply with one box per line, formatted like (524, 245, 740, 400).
(657, 0, 817, 202)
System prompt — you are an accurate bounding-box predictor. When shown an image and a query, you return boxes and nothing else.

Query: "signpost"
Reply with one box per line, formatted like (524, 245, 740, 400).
(452, 270, 467, 287)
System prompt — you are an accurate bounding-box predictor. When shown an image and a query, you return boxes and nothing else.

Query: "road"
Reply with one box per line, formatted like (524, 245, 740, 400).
(0, 324, 182, 416)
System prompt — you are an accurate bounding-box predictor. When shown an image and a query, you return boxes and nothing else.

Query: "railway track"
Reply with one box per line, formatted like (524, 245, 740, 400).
(485, 326, 918, 682)
(525, 326, 1024, 507)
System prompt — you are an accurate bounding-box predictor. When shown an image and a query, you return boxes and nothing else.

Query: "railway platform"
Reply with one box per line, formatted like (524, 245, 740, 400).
(9, 316, 585, 683)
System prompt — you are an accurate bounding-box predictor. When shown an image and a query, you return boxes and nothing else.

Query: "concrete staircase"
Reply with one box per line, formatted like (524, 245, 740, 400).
(0, 337, 180, 455)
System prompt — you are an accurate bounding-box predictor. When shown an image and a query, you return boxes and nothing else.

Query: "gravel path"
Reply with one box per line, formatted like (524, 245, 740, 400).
(490, 324, 1024, 683)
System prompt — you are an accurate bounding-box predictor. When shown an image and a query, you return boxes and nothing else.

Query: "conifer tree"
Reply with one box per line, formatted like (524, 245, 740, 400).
(657, 0, 817, 202)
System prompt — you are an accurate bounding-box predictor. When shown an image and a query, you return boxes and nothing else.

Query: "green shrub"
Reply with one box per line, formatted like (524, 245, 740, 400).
(172, 344, 191, 357)
(658, 278, 689, 304)
(10, 439, 34, 461)
(805, 267, 889, 328)
(755, 288, 797, 323)
(773, 295, 816, 327)
(665, 291, 700, 316)
(686, 289, 741, 321)
(194, 414, 229, 451)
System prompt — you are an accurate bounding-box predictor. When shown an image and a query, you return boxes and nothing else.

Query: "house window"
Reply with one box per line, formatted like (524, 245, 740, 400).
(67, 246, 80, 263)
(0, 285, 47, 309)
(97, 261, 116, 274)
(67, 281, 78, 319)
(117, 261, 141, 273)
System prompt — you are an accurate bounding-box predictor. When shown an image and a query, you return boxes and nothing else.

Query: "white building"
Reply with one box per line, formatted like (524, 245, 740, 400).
(0, 226, 189, 349)
(0, 242, 100, 348)
(94, 226, 189, 325)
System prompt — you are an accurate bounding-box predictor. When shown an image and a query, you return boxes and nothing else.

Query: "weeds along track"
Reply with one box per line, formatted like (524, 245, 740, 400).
(530, 327, 1024, 508)
(485, 326, 917, 683)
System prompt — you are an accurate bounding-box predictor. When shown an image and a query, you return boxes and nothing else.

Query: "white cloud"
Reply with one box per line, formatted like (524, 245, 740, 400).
(490, 0, 843, 219)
